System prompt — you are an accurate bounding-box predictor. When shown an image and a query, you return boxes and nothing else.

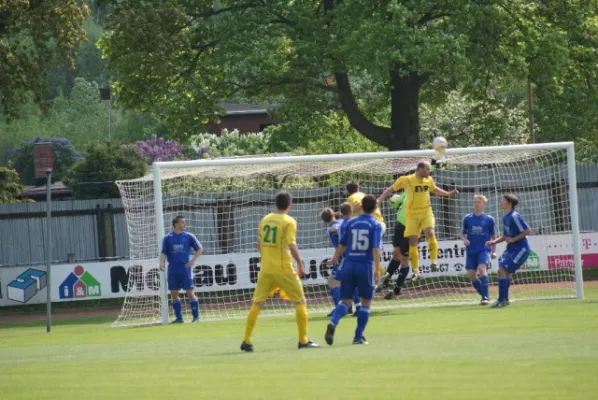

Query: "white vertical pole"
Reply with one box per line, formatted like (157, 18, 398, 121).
(153, 163, 169, 324)
(45, 170, 52, 333)
(566, 143, 584, 299)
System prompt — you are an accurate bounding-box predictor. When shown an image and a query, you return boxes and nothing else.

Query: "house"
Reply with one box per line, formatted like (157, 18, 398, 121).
(208, 103, 274, 133)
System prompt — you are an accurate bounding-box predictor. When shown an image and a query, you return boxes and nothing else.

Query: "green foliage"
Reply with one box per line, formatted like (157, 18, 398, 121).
(0, 0, 90, 116)
(0, 167, 29, 203)
(0, 78, 164, 162)
(99, 1, 598, 150)
(189, 130, 273, 159)
(420, 91, 530, 148)
(7, 137, 81, 185)
(64, 141, 147, 199)
(265, 111, 385, 155)
(47, 16, 108, 99)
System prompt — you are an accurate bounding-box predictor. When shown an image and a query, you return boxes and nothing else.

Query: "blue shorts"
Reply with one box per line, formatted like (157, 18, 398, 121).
(168, 266, 194, 291)
(340, 261, 375, 301)
(499, 247, 530, 274)
(466, 250, 491, 271)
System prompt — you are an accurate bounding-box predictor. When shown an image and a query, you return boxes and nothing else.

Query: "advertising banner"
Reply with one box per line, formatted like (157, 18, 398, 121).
(1, 232, 597, 307)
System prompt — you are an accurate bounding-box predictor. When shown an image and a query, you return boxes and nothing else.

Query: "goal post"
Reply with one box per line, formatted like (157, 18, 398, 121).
(113, 142, 583, 328)
(566, 143, 584, 299)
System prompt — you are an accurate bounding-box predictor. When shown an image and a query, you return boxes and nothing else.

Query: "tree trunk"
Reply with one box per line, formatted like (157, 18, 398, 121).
(334, 69, 427, 151)
(389, 70, 425, 150)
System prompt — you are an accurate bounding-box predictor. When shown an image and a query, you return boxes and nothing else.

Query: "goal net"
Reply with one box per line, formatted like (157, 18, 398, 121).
(112, 143, 583, 327)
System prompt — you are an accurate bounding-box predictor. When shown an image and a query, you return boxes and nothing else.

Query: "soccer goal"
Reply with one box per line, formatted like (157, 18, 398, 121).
(112, 142, 584, 327)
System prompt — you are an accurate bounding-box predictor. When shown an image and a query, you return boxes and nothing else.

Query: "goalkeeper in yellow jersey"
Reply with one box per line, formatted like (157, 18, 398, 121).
(378, 161, 458, 280)
(241, 191, 320, 352)
(345, 181, 386, 277)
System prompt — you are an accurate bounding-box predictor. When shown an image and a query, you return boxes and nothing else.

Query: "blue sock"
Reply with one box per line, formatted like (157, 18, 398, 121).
(479, 275, 490, 299)
(498, 277, 509, 302)
(189, 299, 199, 319)
(172, 299, 183, 320)
(505, 278, 511, 302)
(331, 287, 341, 306)
(330, 302, 348, 326)
(354, 306, 370, 340)
(471, 278, 482, 296)
(353, 291, 361, 312)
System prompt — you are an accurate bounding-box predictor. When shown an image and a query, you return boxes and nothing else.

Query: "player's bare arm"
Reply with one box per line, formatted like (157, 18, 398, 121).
(490, 233, 497, 258)
(487, 236, 506, 246)
(460, 232, 470, 247)
(289, 244, 305, 277)
(433, 187, 459, 197)
(159, 253, 167, 271)
(326, 245, 347, 266)
(504, 228, 532, 244)
(378, 185, 396, 203)
(372, 247, 381, 283)
(186, 249, 203, 268)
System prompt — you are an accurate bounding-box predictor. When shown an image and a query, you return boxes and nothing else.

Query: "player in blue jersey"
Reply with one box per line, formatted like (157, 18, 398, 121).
(321, 207, 343, 310)
(322, 203, 362, 316)
(460, 195, 497, 305)
(486, 194, 532, 308)
(159, 215, 203, 323)
(325, 195, 382, 345)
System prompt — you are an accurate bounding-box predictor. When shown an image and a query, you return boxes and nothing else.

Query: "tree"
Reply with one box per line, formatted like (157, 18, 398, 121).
(0, 166, 29, 203)
(0, 78, 163, 161)
(7, 137, 81, 185)
(420, 90, 530, 148)
(99, 1, 598, 150)
(0, 0, 90, 116)
(64, 141, 147, 198)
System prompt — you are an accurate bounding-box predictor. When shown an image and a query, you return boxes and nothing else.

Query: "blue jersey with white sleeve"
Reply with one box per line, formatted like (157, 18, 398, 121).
(462, 213, 496, 253)
(339, 215, 382, 264)
(502, 210, 530, 250)
(161, 231, 202, 270)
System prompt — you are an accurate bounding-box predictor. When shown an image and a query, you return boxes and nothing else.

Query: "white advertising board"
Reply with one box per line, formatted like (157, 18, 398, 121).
(1, 232, 597, 307)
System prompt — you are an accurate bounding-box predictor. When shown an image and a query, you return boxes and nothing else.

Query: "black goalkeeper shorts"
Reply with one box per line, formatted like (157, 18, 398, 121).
(392, 222, 409, 256)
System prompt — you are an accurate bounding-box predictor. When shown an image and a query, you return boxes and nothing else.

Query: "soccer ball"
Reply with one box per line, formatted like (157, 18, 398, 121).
(432, 136, 448, 151)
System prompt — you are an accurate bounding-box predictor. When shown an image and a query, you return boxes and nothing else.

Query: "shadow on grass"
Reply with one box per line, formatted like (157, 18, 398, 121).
(0, 315, 115, 330)
(309, 309, 394, 322)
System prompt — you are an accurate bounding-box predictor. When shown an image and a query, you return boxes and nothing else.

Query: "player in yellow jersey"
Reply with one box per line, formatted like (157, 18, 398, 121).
(378, 161, 458, 280)
(346, 181, 386, 277)
(241, 191, 320, 352)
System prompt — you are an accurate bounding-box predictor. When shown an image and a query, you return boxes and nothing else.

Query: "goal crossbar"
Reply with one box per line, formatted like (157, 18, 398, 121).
(150, 142, 575, 170)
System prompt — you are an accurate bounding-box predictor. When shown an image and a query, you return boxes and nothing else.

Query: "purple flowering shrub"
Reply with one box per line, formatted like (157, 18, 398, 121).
(134, 134, 211, 164)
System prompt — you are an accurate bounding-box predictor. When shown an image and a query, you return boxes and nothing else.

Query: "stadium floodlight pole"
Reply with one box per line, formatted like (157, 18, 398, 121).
(45, 169, 52, 333)
(566, 143, 584, 299)
(152, 163, 170, 324)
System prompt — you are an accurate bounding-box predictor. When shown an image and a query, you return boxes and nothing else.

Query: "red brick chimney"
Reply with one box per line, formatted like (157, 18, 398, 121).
(33, 142, 54, 185)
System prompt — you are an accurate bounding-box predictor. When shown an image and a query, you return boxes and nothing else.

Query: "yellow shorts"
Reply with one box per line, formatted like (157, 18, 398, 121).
(404, 212, 435, 238)
(253, 273, 305, 303)
(269, 287, 289, 300)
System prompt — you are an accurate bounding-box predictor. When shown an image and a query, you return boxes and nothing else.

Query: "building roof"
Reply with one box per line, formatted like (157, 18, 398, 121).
(20, 181, 72, 199)
(219, 103, 272, 116)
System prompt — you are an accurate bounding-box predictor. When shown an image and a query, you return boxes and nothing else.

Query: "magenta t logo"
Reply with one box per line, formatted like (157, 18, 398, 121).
(582, 238, 592, 250)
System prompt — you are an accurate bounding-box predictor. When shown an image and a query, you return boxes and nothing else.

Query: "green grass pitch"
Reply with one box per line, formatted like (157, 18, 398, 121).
(2, 286, 598, 400)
